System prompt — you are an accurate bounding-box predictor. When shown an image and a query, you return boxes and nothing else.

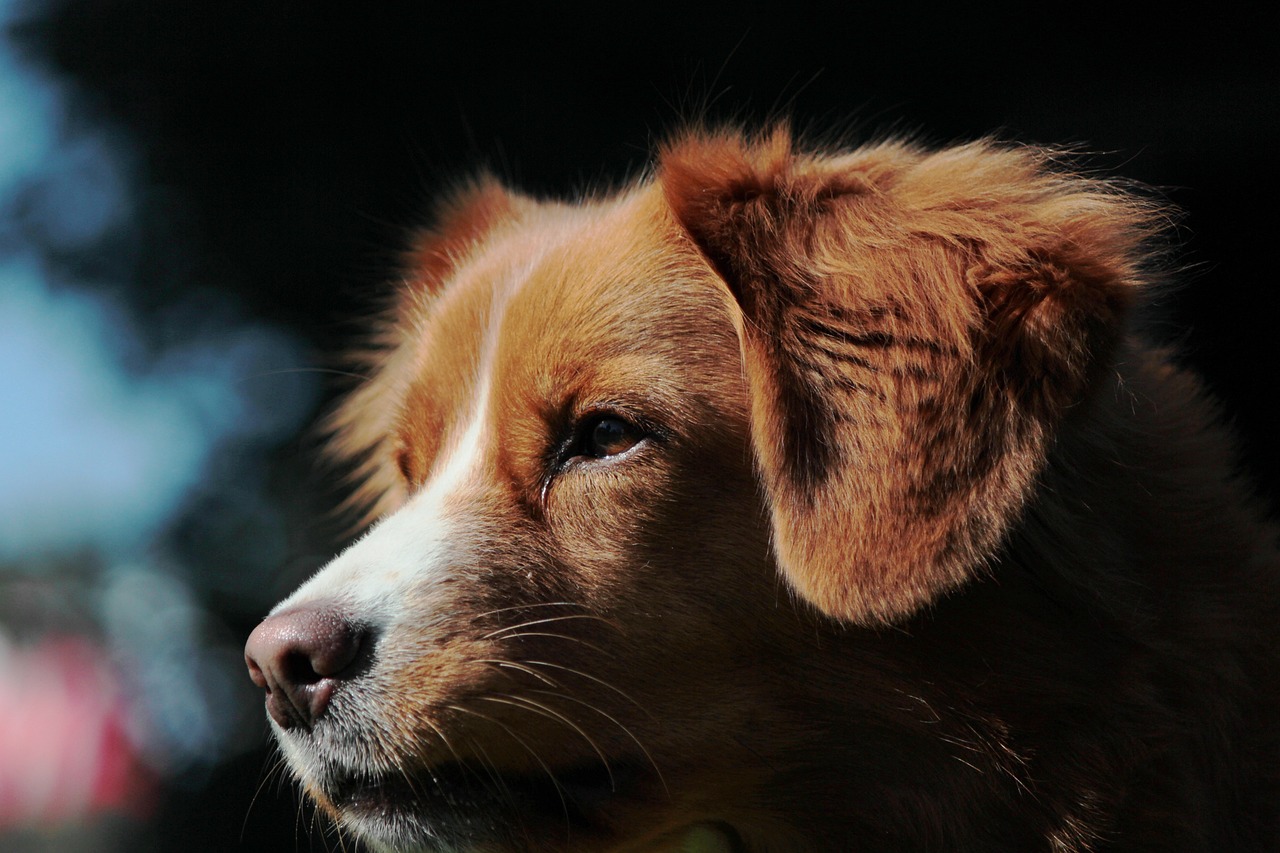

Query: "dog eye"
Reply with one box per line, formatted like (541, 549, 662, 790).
(578, 415, 644, 460)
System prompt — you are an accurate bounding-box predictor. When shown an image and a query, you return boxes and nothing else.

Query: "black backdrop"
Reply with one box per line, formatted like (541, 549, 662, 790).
(15, 3, 1277, 850)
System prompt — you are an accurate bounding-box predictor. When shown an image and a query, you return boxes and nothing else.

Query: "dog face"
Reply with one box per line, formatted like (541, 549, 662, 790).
(252, 182, 786, 852)
(246, 128, 1163, 852)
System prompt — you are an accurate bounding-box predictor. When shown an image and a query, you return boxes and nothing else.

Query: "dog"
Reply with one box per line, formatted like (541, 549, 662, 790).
(245, 127, 1279, 852)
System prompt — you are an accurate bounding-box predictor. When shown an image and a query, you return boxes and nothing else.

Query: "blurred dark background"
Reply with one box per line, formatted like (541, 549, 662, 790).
(0, 2, 1274, 851)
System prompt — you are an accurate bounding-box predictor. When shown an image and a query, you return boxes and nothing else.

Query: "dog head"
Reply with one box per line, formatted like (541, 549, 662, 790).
(245, 127, 1155, 851)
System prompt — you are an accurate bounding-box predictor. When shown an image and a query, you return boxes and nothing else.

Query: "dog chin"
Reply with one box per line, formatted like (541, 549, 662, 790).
(321, 766, 512, 853)
(314, 754, 642, 853)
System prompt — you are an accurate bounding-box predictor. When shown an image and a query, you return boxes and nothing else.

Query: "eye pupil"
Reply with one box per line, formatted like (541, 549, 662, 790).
(586, 416, 639, 459)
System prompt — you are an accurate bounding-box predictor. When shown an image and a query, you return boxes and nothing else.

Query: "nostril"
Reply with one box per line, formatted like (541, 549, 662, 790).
(246, 653, 271, 692)
(279, 646, 324, 687)
(244, 606, 367, 730)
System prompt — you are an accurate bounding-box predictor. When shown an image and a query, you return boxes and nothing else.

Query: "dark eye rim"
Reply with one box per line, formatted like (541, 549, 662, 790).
(536, 406, 668, 507)
(580, 414, 646, 459)
(551, 407, 663, 472)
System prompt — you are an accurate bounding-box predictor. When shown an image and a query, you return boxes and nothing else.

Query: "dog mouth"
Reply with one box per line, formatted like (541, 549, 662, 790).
(324, 757, 645, 849)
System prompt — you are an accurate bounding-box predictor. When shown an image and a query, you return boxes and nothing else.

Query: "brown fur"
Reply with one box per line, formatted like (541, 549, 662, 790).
(294, 126, 1277, 851)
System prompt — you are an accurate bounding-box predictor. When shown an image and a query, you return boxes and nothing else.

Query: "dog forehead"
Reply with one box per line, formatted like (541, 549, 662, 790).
(497, 196, 737, 384)
(393, 186, 744, 495)
(421, 188, 732, 394)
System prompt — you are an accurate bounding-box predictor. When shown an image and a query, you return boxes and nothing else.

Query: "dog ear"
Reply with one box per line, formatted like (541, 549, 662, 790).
(403, 176, 520, 294)
(325, 178, 522, 524)
(661, 128, 1157, 625)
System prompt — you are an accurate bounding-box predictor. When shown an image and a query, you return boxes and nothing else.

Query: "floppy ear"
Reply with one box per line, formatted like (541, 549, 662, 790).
(660, 128, 1156, 625)
(325, 177, 521, 523)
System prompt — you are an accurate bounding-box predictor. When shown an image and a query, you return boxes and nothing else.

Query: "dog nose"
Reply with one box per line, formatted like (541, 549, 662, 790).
(245, 606, 366, 730)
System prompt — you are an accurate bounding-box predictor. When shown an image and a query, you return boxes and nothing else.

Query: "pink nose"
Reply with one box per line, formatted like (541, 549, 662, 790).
(244, 606, 366, 730)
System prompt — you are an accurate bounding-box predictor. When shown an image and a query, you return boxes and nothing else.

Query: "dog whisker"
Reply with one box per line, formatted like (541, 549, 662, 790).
(525, 688, 668, 797)
(951, 755, 985, 775)
(936, 733, 984, 755)
(476, 657, 664, 793)
(321, 801, 343, 853)
(472, 601, 587, 622)
(420, 715, 469, 770)
(327, 812, 353, 853)
(244, 366, 373, 382)
(292, 780, 308, 852)
(414, 719, 511, 817)
(462, 731, 518, 808)
(496, 631, 613, 657)
(296, 783, 314, 850)
(477, 658, 565, 688)
(518, 659, 655, 719)
(480, 693, 616, 792)
(447, 704, 571, 833)
(480, 612, 620, 640)
(243, 751, 291, 843)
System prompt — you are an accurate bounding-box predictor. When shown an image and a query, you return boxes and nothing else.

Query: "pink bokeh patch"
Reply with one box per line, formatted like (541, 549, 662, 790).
(0, 637, 153, 828)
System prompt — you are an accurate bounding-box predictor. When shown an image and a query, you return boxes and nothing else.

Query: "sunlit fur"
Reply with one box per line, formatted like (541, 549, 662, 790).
(269, 126, 1278, 851)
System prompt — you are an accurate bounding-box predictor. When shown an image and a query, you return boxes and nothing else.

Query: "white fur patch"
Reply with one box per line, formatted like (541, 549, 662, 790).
(279, 376, 491, 628)
(276, 258, 534, 631)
